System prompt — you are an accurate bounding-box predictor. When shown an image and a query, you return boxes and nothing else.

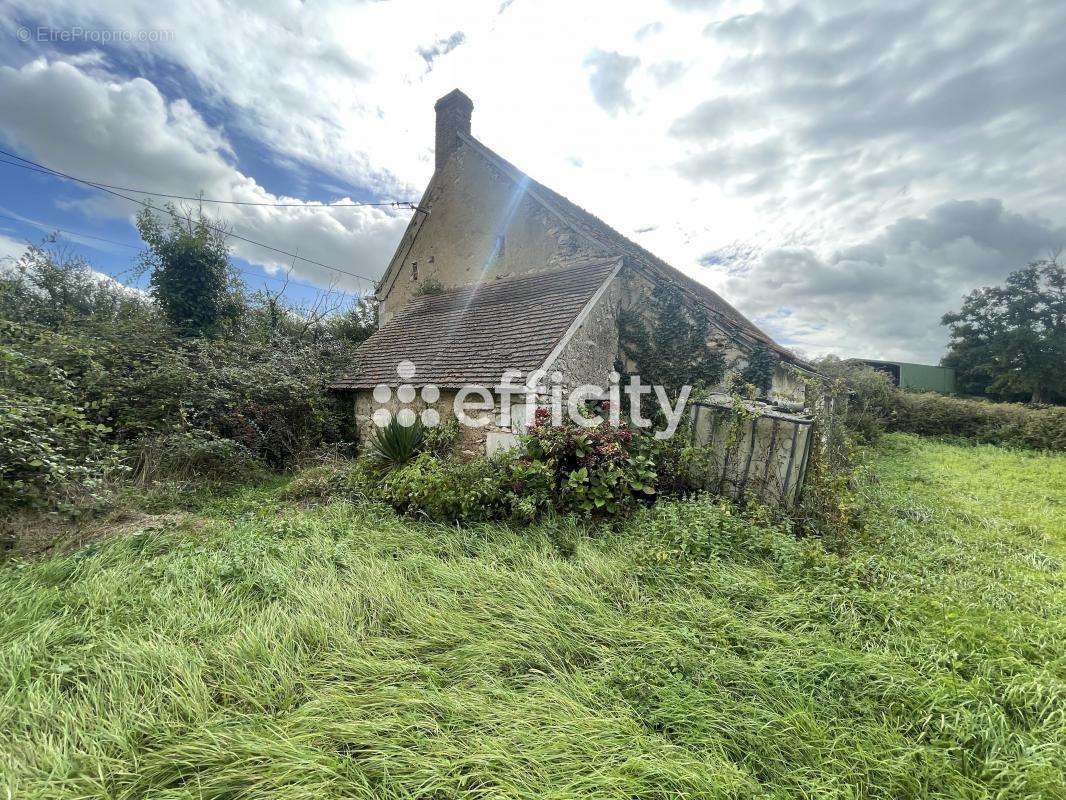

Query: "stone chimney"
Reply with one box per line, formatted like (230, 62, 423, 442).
(434, 89, 473, 173)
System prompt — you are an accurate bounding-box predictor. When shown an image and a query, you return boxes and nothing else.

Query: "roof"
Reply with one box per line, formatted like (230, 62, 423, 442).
(332, 256, 620, 389)
(457, 132, 807, 368)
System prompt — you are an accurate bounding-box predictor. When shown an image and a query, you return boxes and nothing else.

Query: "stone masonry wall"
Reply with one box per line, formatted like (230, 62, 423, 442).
(378, 142, 605, 324)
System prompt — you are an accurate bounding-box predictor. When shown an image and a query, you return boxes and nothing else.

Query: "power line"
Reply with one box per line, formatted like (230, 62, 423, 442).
(0, 210, 358, 297)
(0, 148, 385, 288)
(0, 155, 415, 209)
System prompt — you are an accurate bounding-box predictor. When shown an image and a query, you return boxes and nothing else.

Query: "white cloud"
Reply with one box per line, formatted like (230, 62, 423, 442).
(583, 50, 640, 115)
(725, 199, 1066, 362)
(0, 57, 407, 291)
(1, 0, 1065, 361)
(0, 232, 28, 263)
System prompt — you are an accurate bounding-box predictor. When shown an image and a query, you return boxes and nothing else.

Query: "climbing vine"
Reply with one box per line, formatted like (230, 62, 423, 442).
(738, 344, 779, 397)
(617, 284, 725, 396)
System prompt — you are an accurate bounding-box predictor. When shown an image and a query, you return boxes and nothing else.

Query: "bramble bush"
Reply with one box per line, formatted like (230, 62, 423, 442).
(0, 322, 125, 512)
(0, 237, 373, 514)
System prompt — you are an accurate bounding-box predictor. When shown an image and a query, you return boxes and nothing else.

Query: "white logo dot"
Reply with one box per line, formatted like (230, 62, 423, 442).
(397, 360, 416, 380)
(371, 408, 392, 427)
(372, 384, 391, 404)
(421, 385, 440, 403)
(397, 384, 416, 403)
(396, 407, 417, 427)
(421, 408, 440, 427)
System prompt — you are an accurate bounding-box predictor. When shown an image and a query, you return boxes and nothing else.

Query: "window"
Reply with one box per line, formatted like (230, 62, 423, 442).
(411, 261, 418, 281)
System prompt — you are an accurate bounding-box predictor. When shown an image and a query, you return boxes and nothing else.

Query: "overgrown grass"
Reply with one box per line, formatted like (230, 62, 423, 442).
(2, 434, 1063, 798)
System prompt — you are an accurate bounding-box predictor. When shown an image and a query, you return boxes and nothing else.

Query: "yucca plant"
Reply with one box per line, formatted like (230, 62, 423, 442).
(369, 417, 425, 467)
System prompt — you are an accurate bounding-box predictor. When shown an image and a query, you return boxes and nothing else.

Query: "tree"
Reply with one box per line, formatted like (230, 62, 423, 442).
(941, 259, 1066, 404)
(136, 204, 243, 337)
(0, 238, 150, 328)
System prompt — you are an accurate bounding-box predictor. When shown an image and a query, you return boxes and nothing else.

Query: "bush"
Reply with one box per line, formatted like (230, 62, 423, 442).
(0, 328, 124, 512)
(130, 430, 264, 485)
(374, 450, 555, 524)
(888, 392, 1066, 450)
(0, 239, 374, 512)
(520, 412, 661, 516)
(370, 415, 716, 523)
(812, 356, 1066, 451)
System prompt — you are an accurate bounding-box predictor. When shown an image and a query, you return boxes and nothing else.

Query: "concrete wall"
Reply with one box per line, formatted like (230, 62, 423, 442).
(378, 141, 605, 324)
(691, 402, 813, 506)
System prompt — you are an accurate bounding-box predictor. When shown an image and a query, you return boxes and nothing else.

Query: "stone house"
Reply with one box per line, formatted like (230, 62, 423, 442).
(331, 89, 813, 456)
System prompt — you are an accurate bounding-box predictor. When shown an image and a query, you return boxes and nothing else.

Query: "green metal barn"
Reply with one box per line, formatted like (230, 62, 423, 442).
(857, 360, 956, 394)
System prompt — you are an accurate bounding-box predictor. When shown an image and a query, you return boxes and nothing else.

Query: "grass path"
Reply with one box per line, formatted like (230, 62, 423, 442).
(1, 434, 1063, 799)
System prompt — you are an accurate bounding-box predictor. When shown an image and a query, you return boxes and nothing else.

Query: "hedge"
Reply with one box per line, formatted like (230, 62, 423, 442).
(888, 392, 1066, 451)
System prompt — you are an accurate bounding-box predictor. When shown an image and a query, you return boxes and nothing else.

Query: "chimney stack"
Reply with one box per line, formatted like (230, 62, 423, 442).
(434, 89, 473, 173)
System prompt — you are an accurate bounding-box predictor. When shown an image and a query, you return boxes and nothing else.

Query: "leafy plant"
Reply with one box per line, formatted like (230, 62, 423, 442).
(136, 204, 243, 337)
(520, 410, 661, 516)
(618, 284, 726, 397)
(413, 277, 445, 297)
(739, 344, 778, 397)
(419, 420, 460, 457)
(369, 418, 425, 467)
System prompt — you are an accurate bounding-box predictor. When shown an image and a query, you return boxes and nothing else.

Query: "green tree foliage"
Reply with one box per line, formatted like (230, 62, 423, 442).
(618, 284, 725, 395)
(941, 259, 1066, 404)
(136, 205, 243, 337)
(0, 240, 151, 329)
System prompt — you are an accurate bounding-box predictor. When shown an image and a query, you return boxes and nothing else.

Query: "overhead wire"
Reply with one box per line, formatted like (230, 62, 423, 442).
(0, 147, 401, 289)
(0, 211, 358, 298)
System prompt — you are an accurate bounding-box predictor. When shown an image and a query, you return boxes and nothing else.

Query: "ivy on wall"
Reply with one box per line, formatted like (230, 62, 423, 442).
(738, 344, 779, 397)
(617, 284, 726, 396)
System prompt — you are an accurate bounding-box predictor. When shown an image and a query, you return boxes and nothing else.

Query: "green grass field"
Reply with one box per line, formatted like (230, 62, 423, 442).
(2, 433, 1064, 799)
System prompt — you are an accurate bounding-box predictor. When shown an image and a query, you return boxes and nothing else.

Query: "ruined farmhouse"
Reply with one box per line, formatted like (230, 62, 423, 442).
(332, 90, 812, 455)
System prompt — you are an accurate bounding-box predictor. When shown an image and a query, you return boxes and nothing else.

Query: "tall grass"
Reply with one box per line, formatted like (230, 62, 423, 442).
(1, 433, 1064, 798)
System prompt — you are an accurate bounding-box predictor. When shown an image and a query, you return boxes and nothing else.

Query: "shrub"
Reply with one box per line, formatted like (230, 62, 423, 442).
(0, 333, 124, 512)
(888, 392, 1066, 450)
(130, 430, 264, 485)
(378, 453, 508, 523)
(419, 420, 460, 458)
(811, 356, 897, 444)
(520, 411, 661, 516)
(1, 235, 373, 512)
(812, 356, 1066, 451)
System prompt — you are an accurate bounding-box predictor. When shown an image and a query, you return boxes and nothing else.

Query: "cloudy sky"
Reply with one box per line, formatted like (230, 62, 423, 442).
(1, 0, 1064, 361)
